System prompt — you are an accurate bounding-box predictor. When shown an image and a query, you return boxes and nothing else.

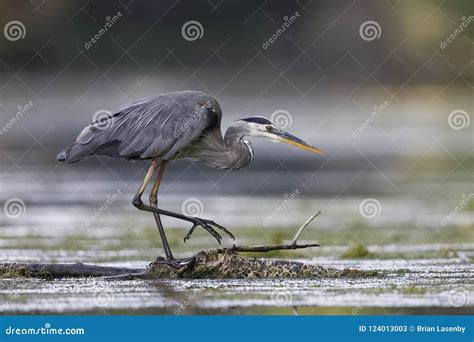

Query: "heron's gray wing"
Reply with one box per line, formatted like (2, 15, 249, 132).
(62, 91, 222, 162)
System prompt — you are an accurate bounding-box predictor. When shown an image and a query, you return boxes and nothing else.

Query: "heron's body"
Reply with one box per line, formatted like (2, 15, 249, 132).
(58, 90, 321, 266)
(58, 91, 252, 170)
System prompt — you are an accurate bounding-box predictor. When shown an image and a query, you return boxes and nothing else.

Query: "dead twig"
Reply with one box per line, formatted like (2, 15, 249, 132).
(291, 210, 321, 245)
(209, 242, 319, 254)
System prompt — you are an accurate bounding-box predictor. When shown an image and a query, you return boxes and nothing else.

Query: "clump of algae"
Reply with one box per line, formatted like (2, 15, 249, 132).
(341, 243, 375, 259)
(147, 250, 382, 279)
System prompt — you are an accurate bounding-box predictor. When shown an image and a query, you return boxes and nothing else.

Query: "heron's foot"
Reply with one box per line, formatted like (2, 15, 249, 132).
(184, 217, 235, 244)
(151, 256, 193, 269)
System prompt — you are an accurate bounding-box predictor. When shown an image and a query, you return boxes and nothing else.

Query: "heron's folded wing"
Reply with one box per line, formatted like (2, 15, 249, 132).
(91, 92, 221, 160)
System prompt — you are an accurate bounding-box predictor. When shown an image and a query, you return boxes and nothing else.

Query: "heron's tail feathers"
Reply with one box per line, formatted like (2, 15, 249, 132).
(56, 143, 93, 163)
(57, 139, 126, 162)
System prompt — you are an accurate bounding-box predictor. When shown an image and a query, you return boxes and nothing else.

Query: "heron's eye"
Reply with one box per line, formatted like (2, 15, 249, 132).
(266, 125, 273, 132)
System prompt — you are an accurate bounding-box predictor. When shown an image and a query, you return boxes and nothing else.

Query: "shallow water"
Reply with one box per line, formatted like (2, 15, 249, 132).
(1, 247, 472, 314)
(1, 88, 473, 315)
(1, 158, 474, 314)
(1, 189, 473, 315)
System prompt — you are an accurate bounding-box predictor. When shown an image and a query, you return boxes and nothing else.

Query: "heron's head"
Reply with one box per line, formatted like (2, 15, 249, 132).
(232, 116, 322, 154)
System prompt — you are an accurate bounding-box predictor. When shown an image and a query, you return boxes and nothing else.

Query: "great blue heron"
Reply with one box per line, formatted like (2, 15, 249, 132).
(57, 90, 322, 265)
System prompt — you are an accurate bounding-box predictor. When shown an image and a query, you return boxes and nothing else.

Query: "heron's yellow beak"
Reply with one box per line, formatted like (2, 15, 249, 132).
(274, 130, 323, 154)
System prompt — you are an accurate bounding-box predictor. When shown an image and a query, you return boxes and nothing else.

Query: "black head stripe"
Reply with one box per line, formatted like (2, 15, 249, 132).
(240, 117, 273, 125)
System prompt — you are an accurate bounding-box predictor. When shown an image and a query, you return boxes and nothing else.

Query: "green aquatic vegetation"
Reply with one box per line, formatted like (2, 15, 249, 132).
(341, 243, 375, 259)
(269, 231, 287, 245)
(466, 200, 474, 212)
(0, 264, 27, 278)
(342, 225, 471, 245)
(401, 287, 427, 295)
(362, 247, 463, 260)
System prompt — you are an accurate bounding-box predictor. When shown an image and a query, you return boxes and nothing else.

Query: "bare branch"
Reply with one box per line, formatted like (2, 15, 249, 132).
(291, 210, 321, 245)
(210, 242, 319, 254)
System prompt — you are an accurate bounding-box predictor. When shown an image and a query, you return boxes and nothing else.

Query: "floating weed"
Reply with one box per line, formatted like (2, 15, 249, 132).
(341, 243, 375, 259)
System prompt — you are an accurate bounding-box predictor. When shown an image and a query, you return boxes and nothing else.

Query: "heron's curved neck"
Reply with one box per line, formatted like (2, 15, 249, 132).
(219, 126, 253, 170)
(189, 126, 252, 170)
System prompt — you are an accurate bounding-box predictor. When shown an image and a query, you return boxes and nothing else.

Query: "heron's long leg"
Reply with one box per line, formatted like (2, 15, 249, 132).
(149, 161, 174, 261)
(133, 160, 191, 221)
(136, 159, 159, 198)
(132, 166, 234, 244)
(133, 201, 234, 243)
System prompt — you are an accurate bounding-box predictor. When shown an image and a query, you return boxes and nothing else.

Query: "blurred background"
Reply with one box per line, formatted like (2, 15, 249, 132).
(0, 0, 472, 314)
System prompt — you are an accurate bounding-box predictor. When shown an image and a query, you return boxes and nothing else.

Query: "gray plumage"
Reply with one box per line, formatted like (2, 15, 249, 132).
(57, 90, 254, 170)
(56, 90, 322, 260)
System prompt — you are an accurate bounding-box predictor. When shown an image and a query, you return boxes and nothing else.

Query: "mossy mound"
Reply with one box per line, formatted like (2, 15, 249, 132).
(147, 250, 382, 279)
(0, 252, 383, 280)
